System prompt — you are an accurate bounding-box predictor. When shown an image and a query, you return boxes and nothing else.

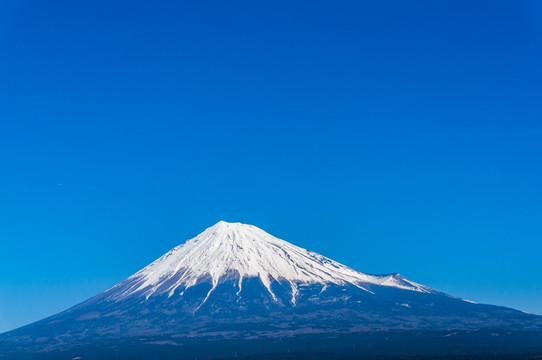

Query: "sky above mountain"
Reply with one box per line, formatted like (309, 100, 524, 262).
(1, 1, 541, 333)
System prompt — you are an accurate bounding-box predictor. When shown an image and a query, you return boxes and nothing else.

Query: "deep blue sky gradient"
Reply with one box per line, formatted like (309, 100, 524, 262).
(1, 1, 542, 333)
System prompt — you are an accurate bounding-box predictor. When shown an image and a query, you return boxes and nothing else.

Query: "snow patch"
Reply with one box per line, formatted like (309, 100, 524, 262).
(106, 221, 435, 302)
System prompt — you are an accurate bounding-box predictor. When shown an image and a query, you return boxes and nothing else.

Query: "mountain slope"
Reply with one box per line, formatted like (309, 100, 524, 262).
(1, 221, 542, 359)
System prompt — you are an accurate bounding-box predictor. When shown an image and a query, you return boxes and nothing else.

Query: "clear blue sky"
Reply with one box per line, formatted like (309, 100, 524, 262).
(1, 1, 541, 333)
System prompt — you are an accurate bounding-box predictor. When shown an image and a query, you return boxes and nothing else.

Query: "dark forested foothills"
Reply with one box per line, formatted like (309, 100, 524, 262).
(1, 223, 542, 359)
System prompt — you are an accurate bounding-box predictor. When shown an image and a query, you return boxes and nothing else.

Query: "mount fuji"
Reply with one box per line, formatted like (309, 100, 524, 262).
(1, 221, 542, 359)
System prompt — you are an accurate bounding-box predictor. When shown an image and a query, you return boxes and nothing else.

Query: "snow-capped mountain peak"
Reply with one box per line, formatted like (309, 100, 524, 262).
(5, 221, 542, 360)
(106, 221, 432, 303)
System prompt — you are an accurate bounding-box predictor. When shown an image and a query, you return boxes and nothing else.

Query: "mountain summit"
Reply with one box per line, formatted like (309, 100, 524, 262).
(107, 221, 431, 305)
(2, 221, 542, 359)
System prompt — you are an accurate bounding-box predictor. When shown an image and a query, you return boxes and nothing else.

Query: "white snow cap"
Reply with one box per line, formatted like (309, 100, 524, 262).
(108, 221, 432, 303)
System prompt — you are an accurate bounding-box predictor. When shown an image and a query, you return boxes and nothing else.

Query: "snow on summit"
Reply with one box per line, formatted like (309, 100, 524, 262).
(106, 221, 432, 303)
